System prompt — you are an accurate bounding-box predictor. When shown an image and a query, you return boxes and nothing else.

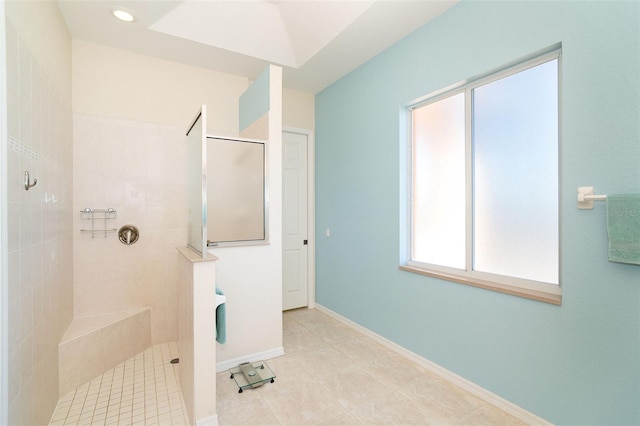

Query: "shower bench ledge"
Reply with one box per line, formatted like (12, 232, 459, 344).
(58, 307, 152, 396)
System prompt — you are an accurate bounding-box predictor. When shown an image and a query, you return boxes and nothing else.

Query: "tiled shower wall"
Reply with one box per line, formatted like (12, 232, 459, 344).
(5, 2, 74, 424)
(73, 114, 188, 344)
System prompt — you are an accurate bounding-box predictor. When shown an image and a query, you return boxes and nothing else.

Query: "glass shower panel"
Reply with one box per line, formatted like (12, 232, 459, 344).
(207, 137, 266, 244)
(186, 106, 207, 257)
(473, 59, 559, 284)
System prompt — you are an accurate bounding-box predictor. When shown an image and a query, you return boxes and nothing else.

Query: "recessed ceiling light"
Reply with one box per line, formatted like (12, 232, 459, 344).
(112, 8, 135, 23)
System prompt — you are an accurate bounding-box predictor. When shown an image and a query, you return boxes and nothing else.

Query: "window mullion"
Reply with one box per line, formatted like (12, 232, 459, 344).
(464, 88, 473, 274)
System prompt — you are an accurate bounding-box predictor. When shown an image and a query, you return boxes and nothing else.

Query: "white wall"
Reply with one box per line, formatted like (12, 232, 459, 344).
(72, 40, 246, 135)
(5, 1, 73, 424)
(283, 88, 314, 130)
(73, 114, 187, 344)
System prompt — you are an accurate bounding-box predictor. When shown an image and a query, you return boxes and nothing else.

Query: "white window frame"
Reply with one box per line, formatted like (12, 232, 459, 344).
(401, 47, 562, 305)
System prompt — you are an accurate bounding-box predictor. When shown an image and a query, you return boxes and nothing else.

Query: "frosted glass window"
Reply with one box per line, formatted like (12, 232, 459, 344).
(412, 93, 466, 269)
(406, 49, 560, 298)
(473, 60, 558, 284)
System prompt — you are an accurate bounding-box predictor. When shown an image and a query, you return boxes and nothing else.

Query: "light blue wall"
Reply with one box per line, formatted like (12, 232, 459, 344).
(239, 67, 270, 132)
(315, 1, 640, 424)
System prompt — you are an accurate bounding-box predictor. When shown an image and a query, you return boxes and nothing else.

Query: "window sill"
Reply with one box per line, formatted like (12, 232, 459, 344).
(399, 265, 562, 305)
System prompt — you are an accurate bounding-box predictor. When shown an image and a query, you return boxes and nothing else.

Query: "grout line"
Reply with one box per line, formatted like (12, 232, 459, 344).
(49, 343, 189, 426)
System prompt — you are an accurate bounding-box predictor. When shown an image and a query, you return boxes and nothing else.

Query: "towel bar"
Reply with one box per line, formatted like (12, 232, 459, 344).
(578, 186, 607, 209)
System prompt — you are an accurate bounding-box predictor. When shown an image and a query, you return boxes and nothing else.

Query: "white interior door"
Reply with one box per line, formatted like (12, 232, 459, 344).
(283, 131, 308, 310)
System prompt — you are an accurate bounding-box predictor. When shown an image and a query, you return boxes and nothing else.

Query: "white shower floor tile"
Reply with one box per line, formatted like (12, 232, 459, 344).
(49, 342, 189, 426)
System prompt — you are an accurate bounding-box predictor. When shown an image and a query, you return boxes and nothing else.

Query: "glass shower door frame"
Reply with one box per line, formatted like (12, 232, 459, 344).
(186, 105, 208, 258)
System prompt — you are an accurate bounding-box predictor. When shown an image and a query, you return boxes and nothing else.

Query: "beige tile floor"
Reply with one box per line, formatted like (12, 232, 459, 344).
(216, 308, 527, 425)
(51, 308, 526, 425)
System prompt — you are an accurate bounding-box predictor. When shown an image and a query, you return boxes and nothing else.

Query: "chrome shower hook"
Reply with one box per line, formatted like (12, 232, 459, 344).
(24, 171, 37, 190)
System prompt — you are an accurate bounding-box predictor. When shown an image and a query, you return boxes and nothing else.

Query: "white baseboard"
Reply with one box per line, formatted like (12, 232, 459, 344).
(216, 346, 285, 372)
(314, 304, 551, 426)
(195, 414, 218, 426)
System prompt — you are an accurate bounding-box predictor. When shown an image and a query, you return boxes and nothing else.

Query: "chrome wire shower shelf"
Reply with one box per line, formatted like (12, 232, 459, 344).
(80, 208, 117, 238)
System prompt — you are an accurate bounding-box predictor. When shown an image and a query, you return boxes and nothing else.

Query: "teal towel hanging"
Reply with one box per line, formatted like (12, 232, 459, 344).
(215, 288, 226, 344)
(606, 194, 640, 265)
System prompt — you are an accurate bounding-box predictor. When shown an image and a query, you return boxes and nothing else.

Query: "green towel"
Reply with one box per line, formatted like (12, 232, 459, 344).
(606, 194, 640, 265)
(215, 288, 226, 344)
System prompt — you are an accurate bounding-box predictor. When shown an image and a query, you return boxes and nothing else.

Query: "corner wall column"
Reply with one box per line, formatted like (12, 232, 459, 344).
(177, 247, 219, 425)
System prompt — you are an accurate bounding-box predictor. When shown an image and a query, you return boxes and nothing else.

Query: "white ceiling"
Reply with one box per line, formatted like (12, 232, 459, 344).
(56, 0, 458, 94)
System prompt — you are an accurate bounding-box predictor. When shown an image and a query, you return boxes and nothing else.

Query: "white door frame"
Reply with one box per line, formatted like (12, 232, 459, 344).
(0, 3, 9, 423)
(283, 127, 315, 309)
